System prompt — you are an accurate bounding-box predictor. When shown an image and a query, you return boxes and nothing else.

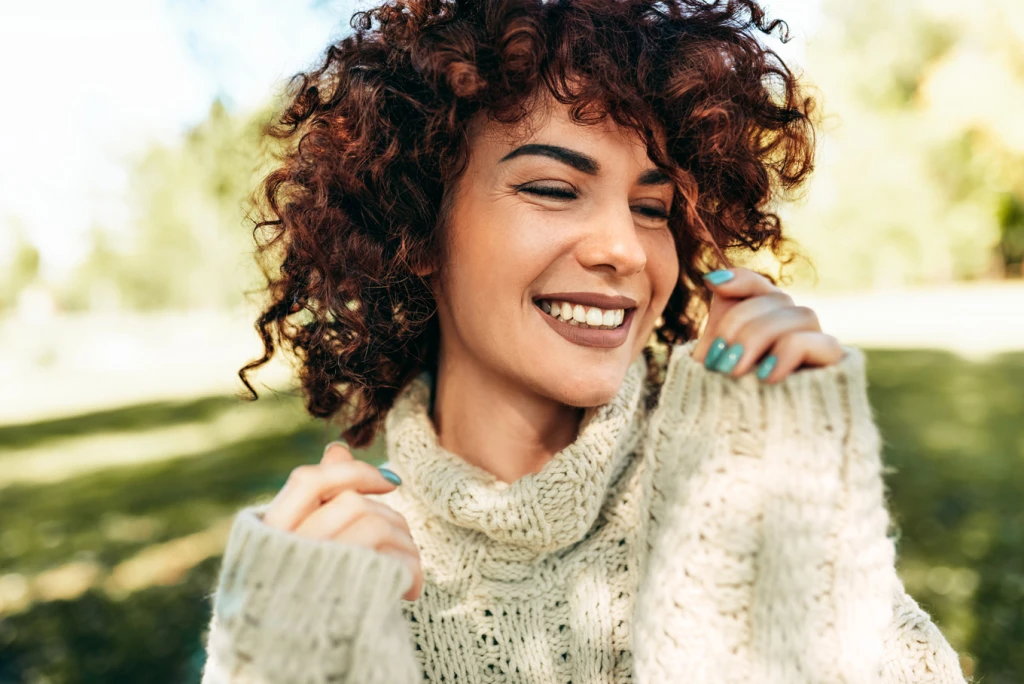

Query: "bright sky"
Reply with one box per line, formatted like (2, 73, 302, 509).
(0, 0, 820, 280)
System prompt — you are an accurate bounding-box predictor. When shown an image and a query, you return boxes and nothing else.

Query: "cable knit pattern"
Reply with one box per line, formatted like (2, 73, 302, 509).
(201, 338, 969, 684)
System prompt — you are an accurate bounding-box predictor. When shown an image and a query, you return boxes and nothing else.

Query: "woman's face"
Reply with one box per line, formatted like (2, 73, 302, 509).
(432, 94, 680, 407)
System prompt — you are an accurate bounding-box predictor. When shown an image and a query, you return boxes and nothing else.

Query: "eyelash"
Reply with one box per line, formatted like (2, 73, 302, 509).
(519, 185, 670, 220)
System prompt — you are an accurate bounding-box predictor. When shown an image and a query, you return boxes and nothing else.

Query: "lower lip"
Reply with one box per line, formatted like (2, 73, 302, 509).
(534, 301, 636, 348)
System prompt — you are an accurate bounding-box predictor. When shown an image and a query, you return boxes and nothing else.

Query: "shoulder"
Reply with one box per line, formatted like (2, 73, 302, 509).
(647, 337, 876, 464)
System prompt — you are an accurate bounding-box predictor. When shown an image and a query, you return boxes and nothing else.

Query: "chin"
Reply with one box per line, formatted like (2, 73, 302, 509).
(544, 363, 631, 408)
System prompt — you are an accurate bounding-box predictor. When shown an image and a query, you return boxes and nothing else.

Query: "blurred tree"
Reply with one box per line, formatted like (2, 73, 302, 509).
(66, 98, 275, 311)
(781, 0, 1024, 289)
(0, 222, 42, 311)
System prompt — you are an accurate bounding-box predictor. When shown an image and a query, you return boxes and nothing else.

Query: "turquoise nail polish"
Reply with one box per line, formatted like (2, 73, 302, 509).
(704, 337, 728, 369)
(702, 269, 734, 285)
(378, 467, 402, 486)
(756, 354, 777, 381)
(714, 343, 743, 374)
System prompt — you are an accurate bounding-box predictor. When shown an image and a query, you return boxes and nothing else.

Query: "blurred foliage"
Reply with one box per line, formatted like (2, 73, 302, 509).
(778, 0, 1024, 289)
(0, 225, 41, 310)
(57, 98, 277, 312)
(1, 349, 1021, 682)
(0, 0, 1011, 313)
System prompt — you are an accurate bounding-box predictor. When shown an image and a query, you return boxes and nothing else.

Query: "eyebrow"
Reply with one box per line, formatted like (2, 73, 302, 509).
(498, 143, 672, 186)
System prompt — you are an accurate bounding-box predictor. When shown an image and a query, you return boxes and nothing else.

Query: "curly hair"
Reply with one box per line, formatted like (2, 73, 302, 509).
(238, 0, 817, 448)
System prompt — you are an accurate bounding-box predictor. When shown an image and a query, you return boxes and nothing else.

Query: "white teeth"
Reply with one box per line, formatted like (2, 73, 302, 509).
(538, 299, 627, 330)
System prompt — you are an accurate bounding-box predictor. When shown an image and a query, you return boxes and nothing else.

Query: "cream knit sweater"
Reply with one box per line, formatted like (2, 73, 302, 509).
(201, 338, 968, 683)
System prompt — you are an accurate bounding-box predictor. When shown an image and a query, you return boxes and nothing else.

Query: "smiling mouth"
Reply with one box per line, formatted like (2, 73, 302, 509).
(535, 298, 630, 329)
(532, 298, 637, 349)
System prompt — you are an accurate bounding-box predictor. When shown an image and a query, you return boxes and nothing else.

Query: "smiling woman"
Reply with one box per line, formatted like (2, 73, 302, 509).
(235, 0, 812, 452)
(201, 1, 968, 683)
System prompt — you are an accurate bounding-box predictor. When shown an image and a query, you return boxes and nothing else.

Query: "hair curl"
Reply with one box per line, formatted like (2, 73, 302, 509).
(239, 0, 817, 448)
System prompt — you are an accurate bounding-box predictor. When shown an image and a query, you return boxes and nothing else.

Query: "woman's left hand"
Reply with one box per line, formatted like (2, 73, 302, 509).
(689, 266, 846, 383)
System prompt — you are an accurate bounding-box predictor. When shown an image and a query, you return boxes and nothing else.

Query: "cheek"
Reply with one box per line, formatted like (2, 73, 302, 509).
(443, 204, 560, 314)
(644, 229, 680, 307)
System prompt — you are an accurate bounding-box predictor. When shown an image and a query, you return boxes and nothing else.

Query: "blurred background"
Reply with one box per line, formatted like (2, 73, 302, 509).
(1, 0, 1021, 681)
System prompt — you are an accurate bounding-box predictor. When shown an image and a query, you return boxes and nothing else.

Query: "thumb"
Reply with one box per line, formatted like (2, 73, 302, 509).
(321, 439, 355, 465)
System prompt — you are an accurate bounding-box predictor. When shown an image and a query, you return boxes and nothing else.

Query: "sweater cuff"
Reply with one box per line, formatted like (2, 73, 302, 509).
(882, 579, 969, 683)
(205, 503, 416, 681)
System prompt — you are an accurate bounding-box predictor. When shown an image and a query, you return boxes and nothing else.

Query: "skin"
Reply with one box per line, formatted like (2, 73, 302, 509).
(262, 91, 846, 602)
(423, 93, 681, 483)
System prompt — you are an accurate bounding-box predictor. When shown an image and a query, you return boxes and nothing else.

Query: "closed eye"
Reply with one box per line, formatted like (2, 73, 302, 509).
(519, 185, 670, 220)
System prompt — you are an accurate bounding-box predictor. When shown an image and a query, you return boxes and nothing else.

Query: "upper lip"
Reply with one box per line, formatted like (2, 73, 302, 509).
(535, 291, 638, 309)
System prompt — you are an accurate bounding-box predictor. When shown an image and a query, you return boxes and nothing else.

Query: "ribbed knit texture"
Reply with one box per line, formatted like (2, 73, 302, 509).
(201, 338, 968, 683)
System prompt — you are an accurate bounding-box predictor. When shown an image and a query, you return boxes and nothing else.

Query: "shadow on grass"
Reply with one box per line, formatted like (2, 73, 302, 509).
(0, 557, 221, 684)
(0, 400, 385, 575)
(0, 395, 254, 452)
(0, 349, 1020, 683)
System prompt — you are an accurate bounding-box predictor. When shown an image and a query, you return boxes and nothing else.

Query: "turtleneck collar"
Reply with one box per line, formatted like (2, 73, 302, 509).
(384, 351, 651, 553)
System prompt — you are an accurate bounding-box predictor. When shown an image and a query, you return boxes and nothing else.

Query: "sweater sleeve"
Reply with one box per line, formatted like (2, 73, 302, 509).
(200, 502, 421, 684)
(633, 339, 968, 684)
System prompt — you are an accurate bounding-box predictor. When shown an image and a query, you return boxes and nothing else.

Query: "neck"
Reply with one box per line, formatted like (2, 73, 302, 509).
(431, 344, 584, 484)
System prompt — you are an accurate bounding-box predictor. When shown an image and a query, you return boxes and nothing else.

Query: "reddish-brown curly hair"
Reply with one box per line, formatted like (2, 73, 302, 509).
(239, 0, 817, 448)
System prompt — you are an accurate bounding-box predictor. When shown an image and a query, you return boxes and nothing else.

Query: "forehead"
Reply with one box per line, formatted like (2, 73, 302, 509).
(469, 90, 666, 162)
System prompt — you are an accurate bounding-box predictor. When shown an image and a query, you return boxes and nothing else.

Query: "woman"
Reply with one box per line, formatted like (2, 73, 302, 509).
(201, 1, 967, 682)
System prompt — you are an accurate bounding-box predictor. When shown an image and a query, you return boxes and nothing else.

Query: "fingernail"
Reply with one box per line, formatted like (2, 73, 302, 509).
(704, 337, 728, 370)
(378, 467, 402, 486)
(714, 343, 743, 374)
(322, 439, 350, 457)
(756, 354, 777, 381)
(702, 269, 734, 285)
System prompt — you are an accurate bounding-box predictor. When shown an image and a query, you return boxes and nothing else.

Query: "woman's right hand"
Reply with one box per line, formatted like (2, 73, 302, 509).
(262, 441, 423, 601)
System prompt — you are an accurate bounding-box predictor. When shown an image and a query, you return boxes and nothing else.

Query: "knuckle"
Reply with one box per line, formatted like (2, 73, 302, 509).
(287, 464, 318, 488)
(364, 516, 393, 544)
(777, 332, 801, 353)
(772, 290, 795, 306)
(794, 305, 819, 325)
(394, 512, 413, 535)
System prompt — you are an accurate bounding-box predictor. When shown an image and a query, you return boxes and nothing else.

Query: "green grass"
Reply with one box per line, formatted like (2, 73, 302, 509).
(0, 349, 1020, 683)
(0, 396, 245, 452)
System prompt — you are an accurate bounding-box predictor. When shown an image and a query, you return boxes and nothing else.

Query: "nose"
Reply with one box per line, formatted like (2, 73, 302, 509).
(575, 204, 647, 276)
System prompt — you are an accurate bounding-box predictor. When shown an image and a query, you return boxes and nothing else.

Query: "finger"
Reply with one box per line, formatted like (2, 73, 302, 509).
(321, 439, 355, 465)
(327, 510, 422, 600)
(263, 461, 397, 531)
(394, 548, 425, 601)
(294, 489, 414, 540)
(757, 331, 846, 384)
(374, 545, 424, 601)
(331, 513, 421, 562)
(720, 305, 821, 378)
(701, 266, 781, 300)
(692, 292, 794, 365)
(692, 267, 785, 361)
